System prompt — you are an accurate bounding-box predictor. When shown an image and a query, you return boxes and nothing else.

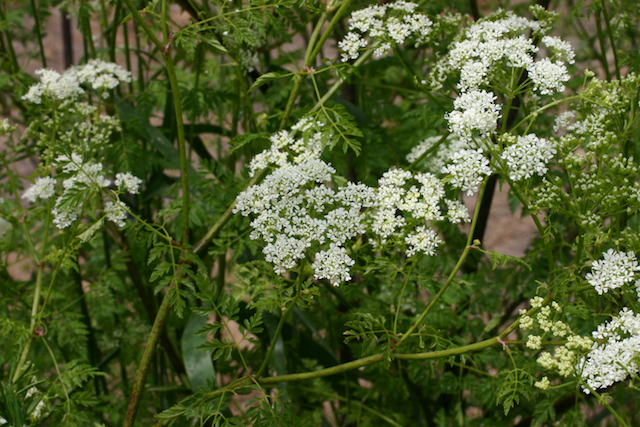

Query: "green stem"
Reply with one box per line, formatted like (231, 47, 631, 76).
(255, 291, 302, 378)
(165, 56, 190, 244)
(11, 266, 44, 384)
(0, 4, 20, 76)
(308, 0, 352, 64)
(407, 133, 449, 171)
(304, 12, 328, 66)
(122, 288, 172, 427)
(2, 155, 50, 384)
(121, 0, 164, 49)
(198, 301, 549, 405)
(309, 49, 374, 115)
(584, 384, 629, 427)
(120, 2, 190, 425)
(260, 353, 385, 385)
(601, 2, 621, 80)
(594, 8, 612, 81)
(397, 181, 487, 347)
(510, 95, 581, 131)
(394, 260, 415, 335)
(191, 168, 268, 254)
(29, 0, 47, 67)
(279, 0, 352, 130)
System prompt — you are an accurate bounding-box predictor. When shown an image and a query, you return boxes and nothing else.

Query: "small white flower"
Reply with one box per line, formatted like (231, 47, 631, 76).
(441, 148, 492, 196)
(338, 32, 368, 62)
(526, 335, 542, 350)
(22, 177, 57, 203)
(22, 69, 84, 104)
(519, 312, 534, 330)
(580, 308, 640, 394)
(115, 172, 143, 194)
(445, 199, 470, 223)
(527, 58, 570, 95)
(553, 110, 575, 133)
(25, 386, 38, 399)
(530, 296, 545, 308)
(405, 225, 441, 257)
(585, 249, 640, 295)
(52, 202, 82, 229)
(0, 118, 15, 134)
(105, 200, 130, 228)
(446, 90, 502, 141)
(500, 133, 557, 181)
(541, 36, 575, 64)
(312, 244, 356, 286)
(31, 398, 46, 420)
(374, 42, 392, 57)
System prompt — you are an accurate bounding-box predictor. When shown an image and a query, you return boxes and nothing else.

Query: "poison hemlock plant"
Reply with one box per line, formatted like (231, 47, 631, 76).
(2, 0, 640, 425)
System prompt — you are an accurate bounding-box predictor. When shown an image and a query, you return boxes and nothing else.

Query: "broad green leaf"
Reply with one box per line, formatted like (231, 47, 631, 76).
(182, 312, 216, 392)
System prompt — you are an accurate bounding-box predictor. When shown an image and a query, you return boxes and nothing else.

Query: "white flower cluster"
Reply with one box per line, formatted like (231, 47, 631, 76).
(441, 148, 492, 196)
(235, 157, 373, 285)
(236, 121, 470, 284)
(566, 110, 617, 152)
(248, 119, 324, 176)
(500, 134, 557, 181)
(432, 10, 573, 145)
(74, 59, 132, 93)
(553, 110, 576, 133)
(528, 58, 570, 95)
(585, 249, 640, 295)
(338, 0, 434, 62)
(105, 200, 129, 228)
(22, 177, 57, 203)
(440, 10, 573, 97)
(580, 308, 640, 394)
(372, 168, 453, 257)
(22, 59, 131, 104)
(339, 32, 369, 62)
(445, 90, 502, 142)
(54, 108, 122, 151)
(444, 199, 470, 224)
(534, 376, 550, 390)
(541, 36, 576, 65)
(405, 225, 441, 257)
(27, 154, 141, 230)
(115, 172, 143, 194)
(52, 153, 111, 229)
(24, 386, 47, 421)
(0, 118, 16, 135)
(56, 153, 112, 189)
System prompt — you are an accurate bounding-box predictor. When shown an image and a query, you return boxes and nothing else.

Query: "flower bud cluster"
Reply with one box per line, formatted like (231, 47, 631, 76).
(518, 297, 592, 379)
